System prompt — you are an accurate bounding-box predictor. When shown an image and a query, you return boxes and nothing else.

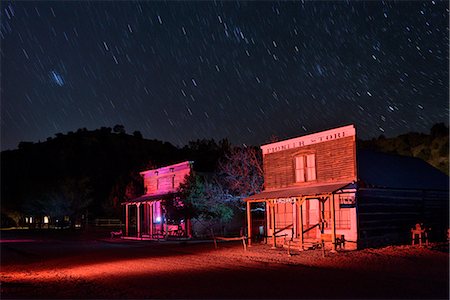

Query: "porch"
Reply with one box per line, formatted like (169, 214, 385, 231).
(245, 182, 357, 251)
(122, 193, 192, 240)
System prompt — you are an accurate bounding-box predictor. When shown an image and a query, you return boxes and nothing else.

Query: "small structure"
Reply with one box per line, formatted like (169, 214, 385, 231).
(245, 125, 448, 250)
(122, 161, 193, 240)
(411, 223, 428, 246)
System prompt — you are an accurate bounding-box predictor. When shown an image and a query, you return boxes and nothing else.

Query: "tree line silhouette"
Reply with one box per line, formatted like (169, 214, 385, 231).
(1, 123, 448, 228)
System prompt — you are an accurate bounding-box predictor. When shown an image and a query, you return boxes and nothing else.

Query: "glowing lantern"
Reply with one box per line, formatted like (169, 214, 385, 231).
(44, 216, 49, 224)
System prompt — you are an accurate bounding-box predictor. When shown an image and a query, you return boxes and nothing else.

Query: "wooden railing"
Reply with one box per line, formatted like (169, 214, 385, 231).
(302, 223, 320, 234)
(274, 224, 293, 237)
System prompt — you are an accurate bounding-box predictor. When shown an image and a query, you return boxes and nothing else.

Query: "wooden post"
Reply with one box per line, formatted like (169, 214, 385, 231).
(265, 201, 270, 244)
(136, 203, 141, 239)
(149, 202, 153, 239)
(164, 210, 168, 239)
(298, 199, 304, 250)
(330, 194, 337, 253)
(125, 204, 129, 236)
(246, 201, 252, 246)
(320, 198, 325, 234)
(272, 201, 276, 248)
(186, 218, 192, 238)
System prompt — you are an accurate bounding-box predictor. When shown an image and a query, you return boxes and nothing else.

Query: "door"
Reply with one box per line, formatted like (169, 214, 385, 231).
(303, 199, 320, 239)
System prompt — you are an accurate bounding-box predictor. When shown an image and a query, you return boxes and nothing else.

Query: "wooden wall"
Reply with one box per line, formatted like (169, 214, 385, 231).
(357, 188, 449, 248)
(142, 162, 191, 195)
(263, 136, 356, 189)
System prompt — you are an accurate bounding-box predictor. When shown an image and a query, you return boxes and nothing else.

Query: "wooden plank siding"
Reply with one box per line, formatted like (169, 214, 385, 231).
(142, 162, 191, 195)
(357, 188, 449, 247)
(263, 136, 356, 190)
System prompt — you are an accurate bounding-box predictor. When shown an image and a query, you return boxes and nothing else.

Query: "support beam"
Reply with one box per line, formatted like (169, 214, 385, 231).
(320, 198, 325, 234)
(164, 208, 168, 239)
(149, 202, 153, 238)
(125, 204, 129, 236)
(246, 201, 252, 246)
(186, 218, 192, 238)
(330, 194, 337, 253)
(265, 201, 270, 244)
(298, 198, 304, 250)
(136, 203, 141, 238)
(272, 201, 276, 248)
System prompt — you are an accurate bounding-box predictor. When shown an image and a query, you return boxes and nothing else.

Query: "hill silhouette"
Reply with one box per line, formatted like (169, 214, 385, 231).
(358, 123, 448, 175)
(1, 126, 230, 225)
(1, 123, 447, 227)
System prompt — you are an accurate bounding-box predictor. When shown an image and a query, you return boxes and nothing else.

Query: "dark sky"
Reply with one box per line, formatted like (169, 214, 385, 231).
(1, 1, 448, 151)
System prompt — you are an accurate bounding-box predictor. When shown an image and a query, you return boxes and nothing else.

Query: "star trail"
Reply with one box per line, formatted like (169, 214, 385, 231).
(1, 1, 448, 150)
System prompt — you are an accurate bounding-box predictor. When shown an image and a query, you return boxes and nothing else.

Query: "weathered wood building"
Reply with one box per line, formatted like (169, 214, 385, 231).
(245, 125, 448, 250)
(122, 161, 193, 240)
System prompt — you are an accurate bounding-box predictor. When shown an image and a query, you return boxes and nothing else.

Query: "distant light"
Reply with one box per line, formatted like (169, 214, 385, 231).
(155, 217, 161, 223)
(44, 216, 49, 224)
(50, 70, 64, 86)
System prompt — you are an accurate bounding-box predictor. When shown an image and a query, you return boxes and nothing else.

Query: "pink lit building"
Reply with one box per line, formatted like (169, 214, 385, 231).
(122, 161, 193, 240)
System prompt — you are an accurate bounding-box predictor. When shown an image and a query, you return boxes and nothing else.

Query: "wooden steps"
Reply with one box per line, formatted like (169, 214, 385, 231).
(283, 238, 322, 250)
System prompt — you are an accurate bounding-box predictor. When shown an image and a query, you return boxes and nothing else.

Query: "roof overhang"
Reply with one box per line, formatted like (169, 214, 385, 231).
(122, 192, 180, 205)
(245, 182, 354, 202)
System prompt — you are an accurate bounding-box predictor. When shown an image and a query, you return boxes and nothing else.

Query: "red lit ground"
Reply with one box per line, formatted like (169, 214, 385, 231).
(1, 231, 448, 299)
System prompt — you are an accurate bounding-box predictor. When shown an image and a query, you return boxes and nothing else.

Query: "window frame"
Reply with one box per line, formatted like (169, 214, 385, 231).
(293, 152, 317, 183)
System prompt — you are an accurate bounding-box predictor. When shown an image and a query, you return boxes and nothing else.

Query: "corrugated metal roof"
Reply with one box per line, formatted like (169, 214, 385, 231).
(245, 182, 351, 201)
(122, 192, 179, 204)
(357, 150, 449, 190)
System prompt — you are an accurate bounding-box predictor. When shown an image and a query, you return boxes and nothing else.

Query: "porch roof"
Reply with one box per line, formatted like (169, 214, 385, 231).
(245, 182, 352, 202)
(122, 192, 180, 204)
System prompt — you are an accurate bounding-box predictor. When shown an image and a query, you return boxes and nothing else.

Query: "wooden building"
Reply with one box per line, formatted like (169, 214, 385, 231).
(122, 161, 193, 240)
(245, 125, 448, 250)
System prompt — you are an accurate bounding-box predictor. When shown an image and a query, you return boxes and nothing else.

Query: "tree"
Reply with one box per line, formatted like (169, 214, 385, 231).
(430, 122, 448, 137)
(133, 130, 143, 139)
(22, 177, 93, 224)
(105, 171, 143, 217)
(178, 173, 235, 231)
(218, 145, 264, 198)
(113, 124, 126, 134)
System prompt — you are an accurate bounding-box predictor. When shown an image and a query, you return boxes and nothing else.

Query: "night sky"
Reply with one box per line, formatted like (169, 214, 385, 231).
(1, 1, 448, 151)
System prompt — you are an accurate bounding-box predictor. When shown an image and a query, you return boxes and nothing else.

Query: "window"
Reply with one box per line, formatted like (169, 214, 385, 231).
(294, 154, 316, 182)
(171, 176, 175, 189)
(324, 197, 352, 230)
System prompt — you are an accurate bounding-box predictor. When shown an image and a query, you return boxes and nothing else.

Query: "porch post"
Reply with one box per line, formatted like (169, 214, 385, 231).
(164, 208, 168, 239)
(149, 202, 153, 238)
(272, 200, 276, 248)
(136, 203, 141, 238)
(186, 218, 192, 238)
(246, 201, 252, 246)
(125, 204, 129, 236)
(320, 198, 325, 234)
(298, 198, 304, 250)
(330, 194, 337, 252)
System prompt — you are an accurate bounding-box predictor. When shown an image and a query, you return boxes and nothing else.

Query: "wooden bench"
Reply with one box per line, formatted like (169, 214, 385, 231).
(110, 229, 123, 239)
(213, 236, 247, 251)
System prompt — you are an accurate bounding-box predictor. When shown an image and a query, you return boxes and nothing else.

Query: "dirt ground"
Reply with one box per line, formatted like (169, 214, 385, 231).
(1, 230, 449, 299)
